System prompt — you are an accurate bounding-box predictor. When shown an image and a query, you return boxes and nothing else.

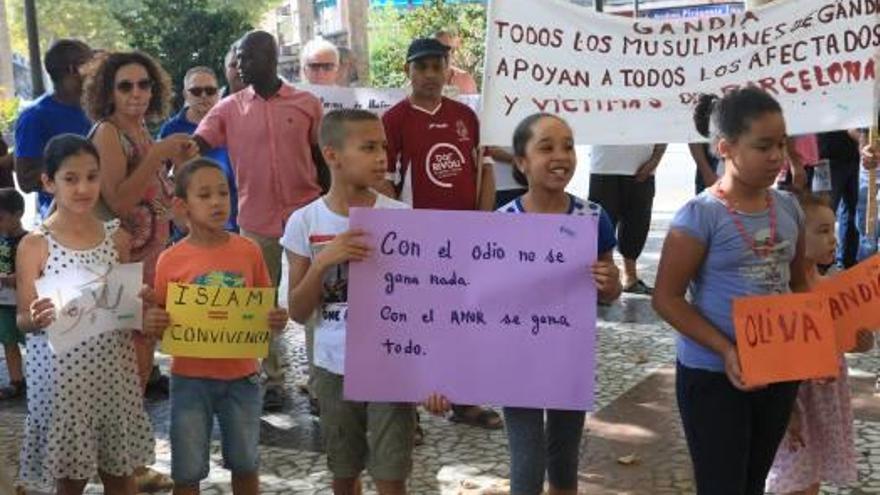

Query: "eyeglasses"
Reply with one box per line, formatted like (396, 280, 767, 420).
(306, 63, 337, 72)
(116, 78, 153, 93)
(187, 86, 219, 97)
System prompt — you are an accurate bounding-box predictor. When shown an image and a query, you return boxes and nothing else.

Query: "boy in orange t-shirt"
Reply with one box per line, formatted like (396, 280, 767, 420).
(144, 158, 288, 495)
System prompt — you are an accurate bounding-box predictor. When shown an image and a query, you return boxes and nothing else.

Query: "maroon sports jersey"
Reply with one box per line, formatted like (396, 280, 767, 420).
(383, 97, 479, 210)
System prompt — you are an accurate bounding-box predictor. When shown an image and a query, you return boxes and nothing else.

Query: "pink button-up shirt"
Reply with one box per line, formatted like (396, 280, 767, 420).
(196, 83, 323, 238)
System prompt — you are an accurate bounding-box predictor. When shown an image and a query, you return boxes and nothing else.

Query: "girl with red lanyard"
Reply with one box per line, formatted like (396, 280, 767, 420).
(652, 87, 809, 494)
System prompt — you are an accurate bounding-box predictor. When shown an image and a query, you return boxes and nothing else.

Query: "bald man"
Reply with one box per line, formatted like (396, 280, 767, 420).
(195, 31, 327, 411)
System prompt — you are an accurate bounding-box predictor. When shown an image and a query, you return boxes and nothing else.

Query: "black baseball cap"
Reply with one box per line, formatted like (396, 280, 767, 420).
(406, 38, 451, 63)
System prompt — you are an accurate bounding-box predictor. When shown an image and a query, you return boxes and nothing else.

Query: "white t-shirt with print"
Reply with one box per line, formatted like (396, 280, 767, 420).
(280, 194, 409, 375)
(589, 144, 655, 176)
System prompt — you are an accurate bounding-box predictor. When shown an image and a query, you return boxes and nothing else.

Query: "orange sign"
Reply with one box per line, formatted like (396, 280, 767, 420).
(733, 293, 839, 387)
(813, 255, 880, 352)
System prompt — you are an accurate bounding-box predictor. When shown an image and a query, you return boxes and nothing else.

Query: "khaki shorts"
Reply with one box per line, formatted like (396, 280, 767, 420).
(313, 367, 416, 481)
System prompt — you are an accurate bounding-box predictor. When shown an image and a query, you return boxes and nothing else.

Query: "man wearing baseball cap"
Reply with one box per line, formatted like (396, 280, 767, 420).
(380, 38, 494, 212)
(380, 38, 500, 431)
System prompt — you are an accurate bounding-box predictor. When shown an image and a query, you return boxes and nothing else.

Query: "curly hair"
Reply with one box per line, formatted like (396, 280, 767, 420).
(82, 51, 173, 123)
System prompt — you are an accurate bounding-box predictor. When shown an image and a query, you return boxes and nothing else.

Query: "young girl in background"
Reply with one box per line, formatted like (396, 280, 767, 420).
(766, 193, 872, 495)
(494, 113, 622, 494)
(16, 134, 154, 495)
(652, 88, 809, 494)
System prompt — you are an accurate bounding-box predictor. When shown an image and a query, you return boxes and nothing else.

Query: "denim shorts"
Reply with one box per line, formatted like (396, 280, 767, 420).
(170, 373, 261, 485)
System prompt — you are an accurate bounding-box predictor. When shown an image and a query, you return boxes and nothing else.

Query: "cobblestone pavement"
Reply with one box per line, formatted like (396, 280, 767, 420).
(1, 213, 879, 494)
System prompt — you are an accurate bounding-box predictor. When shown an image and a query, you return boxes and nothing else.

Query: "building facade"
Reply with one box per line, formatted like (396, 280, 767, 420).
(262, 0, 370, 84)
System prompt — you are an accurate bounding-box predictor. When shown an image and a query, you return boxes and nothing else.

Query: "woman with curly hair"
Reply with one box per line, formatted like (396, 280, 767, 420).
(83, 50, 196, 383)
(81, 52, 195, 491)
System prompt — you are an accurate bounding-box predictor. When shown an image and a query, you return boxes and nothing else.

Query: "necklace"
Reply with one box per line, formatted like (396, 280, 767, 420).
(715, 186, 777, 258)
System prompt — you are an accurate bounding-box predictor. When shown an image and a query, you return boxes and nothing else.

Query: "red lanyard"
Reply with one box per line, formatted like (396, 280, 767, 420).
(715, 187, 777, 258)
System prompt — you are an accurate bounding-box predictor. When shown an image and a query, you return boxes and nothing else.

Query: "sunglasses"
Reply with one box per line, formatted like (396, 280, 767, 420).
(116, 78, 153, 93)
(187, 86, 218, 97)
(306, 62, 336, 72)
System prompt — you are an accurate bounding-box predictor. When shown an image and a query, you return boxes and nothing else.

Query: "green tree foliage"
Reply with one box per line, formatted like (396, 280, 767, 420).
(113, 0, 256, 102)
(368, 0, 486, 88)
(4, 0, 277, 57)
(5, 0, 135, 53)
(0, 96, 19, 136)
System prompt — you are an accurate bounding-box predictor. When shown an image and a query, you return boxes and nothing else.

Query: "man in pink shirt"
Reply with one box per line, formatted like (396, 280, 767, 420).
(195, 30, 325, 410)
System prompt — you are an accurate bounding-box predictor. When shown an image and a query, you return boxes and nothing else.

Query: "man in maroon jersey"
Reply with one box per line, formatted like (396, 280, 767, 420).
(380, 38, 495, 212)
(381, 38, 500, 431)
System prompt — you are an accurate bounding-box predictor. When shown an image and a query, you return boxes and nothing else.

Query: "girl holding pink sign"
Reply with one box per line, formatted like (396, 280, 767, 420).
(425, 112, 621, 495)
(499, 113, 621, 495)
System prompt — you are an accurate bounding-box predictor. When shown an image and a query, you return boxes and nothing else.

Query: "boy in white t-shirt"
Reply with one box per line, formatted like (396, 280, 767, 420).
(281, 109, 417, 494)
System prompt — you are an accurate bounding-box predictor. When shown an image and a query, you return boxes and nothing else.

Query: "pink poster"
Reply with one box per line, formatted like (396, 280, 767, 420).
(345, 208, 598, 411)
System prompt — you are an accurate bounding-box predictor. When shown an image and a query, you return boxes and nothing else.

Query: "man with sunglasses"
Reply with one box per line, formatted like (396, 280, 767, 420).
(195, 30, 326, 412)
(14, 39, 92, 220)
(159, 66, 238, 239)
(301, 38, 339, 86)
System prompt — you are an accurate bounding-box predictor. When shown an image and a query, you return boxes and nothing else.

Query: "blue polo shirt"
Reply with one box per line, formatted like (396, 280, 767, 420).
(14, 94, 92, 219)
(159, 108, 239, 238)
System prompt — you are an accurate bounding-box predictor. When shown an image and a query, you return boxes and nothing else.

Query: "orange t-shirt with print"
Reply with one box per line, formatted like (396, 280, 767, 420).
(154, 234, 272, 380)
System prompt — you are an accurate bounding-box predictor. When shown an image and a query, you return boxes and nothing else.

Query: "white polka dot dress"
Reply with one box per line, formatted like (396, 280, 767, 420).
(19, 313, 54, 491)
(19, 220, 155, 486)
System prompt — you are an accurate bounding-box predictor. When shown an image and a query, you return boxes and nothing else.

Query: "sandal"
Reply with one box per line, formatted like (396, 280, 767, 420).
(623, 279, 653, 295)
(134, 467, 173, 492)
(263, 386, 285, 412)
(449, 405, 503, 430)
(0, 380, 25, 400)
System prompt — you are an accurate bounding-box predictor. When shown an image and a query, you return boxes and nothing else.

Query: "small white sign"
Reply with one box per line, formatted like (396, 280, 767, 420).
(36, 262, 143, 354)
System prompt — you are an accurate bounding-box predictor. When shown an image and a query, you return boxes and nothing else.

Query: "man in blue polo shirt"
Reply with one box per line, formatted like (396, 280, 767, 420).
(14, 39, 92, 220)
(159, 66, 238, 240)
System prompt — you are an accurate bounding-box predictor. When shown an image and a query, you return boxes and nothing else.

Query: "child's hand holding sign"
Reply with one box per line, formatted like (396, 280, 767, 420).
(267, 307, 289, 335)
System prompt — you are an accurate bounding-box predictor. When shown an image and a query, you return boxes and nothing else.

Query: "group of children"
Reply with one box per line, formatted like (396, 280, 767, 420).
(0, 84, 877, 495)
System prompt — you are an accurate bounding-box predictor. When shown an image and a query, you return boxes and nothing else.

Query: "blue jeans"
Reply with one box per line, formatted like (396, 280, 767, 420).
(502, 407, 586, 494)
(170, 374, 262, 484)
(856, 172, 879, 261)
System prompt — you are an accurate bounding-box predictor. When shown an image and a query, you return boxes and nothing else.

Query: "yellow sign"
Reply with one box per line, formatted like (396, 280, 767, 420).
(161, 283, 276, 358)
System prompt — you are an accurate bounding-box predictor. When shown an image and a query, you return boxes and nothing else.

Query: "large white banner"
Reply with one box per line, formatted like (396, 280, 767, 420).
(300, 84, 483, 115)
(300, 84, 406, 115)
(481, 0, 879, 145)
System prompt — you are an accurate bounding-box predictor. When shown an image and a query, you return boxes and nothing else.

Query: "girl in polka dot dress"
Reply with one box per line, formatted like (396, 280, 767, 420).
(15, 134, 154, 494)
(766, 193, 874, 495)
